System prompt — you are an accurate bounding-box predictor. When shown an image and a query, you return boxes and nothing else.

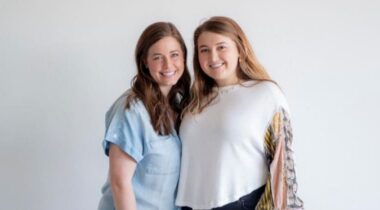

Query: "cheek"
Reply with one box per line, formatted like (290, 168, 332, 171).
(225, 53, 238, 65)
(148, 63, 161, 73)
(148, 67, 161, 79)
(231, 51, 240, 62)
(198, 55, 207, 67)
(178, 63, 185, 72)
(175, 59, 185, 69)
(176, 63, 185, 77)
(230, 56, 239, 65)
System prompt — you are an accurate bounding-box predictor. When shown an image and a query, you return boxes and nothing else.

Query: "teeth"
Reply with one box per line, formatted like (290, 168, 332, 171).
(161, 71, 175, 77)
(209, 63, 224, 69)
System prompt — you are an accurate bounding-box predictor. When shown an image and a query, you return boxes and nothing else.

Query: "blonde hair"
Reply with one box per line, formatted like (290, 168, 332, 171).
(185, 16, 274, 114)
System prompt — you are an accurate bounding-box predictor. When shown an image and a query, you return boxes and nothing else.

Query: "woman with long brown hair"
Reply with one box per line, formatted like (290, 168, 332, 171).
(176, 16, 303, 210)
(98, 22, 190, 210)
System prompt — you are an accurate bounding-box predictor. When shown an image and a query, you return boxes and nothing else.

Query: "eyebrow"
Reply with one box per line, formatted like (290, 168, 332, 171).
(150, 53, 162, 58)
(199, 42, 228, 48)
(150, 50, 180, 56)
(216, 42, 227, 45)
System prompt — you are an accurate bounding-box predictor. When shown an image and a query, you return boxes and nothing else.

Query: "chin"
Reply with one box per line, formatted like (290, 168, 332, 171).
(161, 81, 178, 87)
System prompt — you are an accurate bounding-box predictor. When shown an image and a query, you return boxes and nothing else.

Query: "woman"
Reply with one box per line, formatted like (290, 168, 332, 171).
(98, 22, 190, 210)
(176, 16, 304, 210)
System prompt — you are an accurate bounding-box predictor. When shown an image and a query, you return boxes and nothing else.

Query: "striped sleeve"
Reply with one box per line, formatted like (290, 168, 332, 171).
(256, 108, 304, 210)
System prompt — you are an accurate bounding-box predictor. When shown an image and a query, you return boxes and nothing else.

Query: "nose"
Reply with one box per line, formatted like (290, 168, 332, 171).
(163, 57, 174, 70)
(210, 49, 218, 62)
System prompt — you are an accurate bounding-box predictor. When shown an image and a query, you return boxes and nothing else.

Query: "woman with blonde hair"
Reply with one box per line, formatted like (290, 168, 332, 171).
(176, 16, 304, 210)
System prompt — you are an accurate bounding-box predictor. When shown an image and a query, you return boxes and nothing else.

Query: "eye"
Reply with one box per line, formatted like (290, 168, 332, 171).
(199, 48, 209, 53)
(217, 45, 227, 50)
(171, 52, 180, 58)
(152, 55, 163, 61)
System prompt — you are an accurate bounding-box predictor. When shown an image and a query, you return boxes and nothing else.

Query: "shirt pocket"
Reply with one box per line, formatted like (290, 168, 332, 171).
(144, 135, 181, 175)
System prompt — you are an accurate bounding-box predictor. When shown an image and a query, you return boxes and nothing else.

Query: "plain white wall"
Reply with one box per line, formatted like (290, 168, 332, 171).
(1, 0, 379, 209)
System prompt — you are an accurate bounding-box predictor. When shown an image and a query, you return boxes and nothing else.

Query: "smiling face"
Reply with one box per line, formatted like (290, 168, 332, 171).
(146, 36, 185, 96)
(197, 31, 240, 87)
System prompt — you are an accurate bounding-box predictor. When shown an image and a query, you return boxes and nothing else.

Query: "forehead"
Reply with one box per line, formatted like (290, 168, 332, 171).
(197, 31, 235, 46)
(148, 36, 181, 55)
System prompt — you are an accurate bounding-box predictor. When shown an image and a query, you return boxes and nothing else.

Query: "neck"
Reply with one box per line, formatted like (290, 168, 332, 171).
(216, 78, 240, 87)
(160, 86, 171, 97)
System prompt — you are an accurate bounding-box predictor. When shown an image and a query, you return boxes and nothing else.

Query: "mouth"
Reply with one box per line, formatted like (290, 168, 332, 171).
(160, 71, 176, 77)
(209, 62, 224, 70)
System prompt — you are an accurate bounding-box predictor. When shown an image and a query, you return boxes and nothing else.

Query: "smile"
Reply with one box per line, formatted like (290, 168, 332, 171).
(160, 71, 176, 77)
(209, 62, 224, 69)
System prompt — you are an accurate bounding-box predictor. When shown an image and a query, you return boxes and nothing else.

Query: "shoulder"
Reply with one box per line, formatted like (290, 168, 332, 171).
(249, 80, 280, 94)
(247, 80, 290, 113)
(105, 90, 147, 122)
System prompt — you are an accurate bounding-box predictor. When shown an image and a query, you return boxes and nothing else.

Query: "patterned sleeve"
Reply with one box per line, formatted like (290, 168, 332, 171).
(256, 108, 304, 210)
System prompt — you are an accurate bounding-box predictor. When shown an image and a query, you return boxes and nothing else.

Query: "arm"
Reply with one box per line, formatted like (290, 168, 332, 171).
(109, 144, 138, 210)
(256, 108, 304, 210)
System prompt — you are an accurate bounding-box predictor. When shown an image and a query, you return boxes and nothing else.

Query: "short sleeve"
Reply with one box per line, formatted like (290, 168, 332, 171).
(102, 99, 146, 162)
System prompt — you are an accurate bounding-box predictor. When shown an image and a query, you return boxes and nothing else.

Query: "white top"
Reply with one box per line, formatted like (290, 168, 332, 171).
(175, 81, 290, 209)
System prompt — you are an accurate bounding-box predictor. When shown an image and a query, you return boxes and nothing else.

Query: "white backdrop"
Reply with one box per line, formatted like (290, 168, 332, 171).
(1, 0, 379, 209)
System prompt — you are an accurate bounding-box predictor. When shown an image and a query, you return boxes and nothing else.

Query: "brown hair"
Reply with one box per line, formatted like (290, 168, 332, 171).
(185, 16, 274, 114)
(127, 22, 190, 135)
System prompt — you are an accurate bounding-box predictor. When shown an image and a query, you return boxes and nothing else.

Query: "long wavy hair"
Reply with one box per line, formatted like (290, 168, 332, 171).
(126, 22, 191, 135)
(185, 16, 274, 114)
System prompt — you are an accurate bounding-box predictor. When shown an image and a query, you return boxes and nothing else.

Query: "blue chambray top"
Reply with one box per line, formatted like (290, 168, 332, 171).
(98, 91, 181, 210)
